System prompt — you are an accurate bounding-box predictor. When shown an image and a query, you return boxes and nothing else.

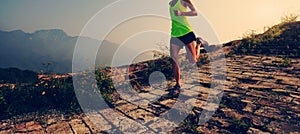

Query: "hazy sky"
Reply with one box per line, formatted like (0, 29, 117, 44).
(0, 0, 299, 44)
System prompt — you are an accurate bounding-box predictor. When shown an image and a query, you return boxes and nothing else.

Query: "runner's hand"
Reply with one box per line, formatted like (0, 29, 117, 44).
(174, 10, 181, 16)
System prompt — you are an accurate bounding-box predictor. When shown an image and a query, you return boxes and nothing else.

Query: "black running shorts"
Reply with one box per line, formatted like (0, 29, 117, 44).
(170, 32, 197, 49)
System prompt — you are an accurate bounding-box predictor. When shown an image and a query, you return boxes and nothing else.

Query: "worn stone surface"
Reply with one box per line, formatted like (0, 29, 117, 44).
(46, 121, 73, 134)
(247, 127, 271, 134)
(69, 119, 91, 134)
(1, 55, 300, 133)
(81, 117, 102, 133)
(85, 113, 112, 133)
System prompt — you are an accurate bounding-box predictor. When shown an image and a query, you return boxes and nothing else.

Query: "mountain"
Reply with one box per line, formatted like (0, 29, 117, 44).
(0, 29, 128, 73)
(0, 68, 37, 84)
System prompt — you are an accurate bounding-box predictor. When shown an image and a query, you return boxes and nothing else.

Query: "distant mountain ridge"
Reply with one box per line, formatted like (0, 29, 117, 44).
(4, 21, 298, 74)
(0, 29, 123, 73)
(0, 67, 37, 84)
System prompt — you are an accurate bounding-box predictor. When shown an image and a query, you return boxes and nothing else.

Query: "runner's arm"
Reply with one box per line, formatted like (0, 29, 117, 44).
(175, 0, 197, 16)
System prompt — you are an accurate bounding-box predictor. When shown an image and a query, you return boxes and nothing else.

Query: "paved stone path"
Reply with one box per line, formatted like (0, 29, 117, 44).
(1, 55, 300, 133)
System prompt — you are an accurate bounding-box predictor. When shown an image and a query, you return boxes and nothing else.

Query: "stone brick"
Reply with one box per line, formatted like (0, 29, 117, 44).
(27, 129, 44, 134)
(149, 89, 167, 96)
(127, 109, 155, 123)
(99, 108, 148, 132)
(254, 106, 284, 120)
(0, 122, 12, 132)
(85, 112, 112, 132)
(159, 99, 176, 108)
(15, 122, 26, 132)
(47, 118, 56, 125)
(180, 89, 200, 97)
(293, 98, 300, 105)
(246, 90, 275, 99)
(243, 103, 258, 113)
(148, 118, 177, 133)
(247, 127, 270, 134)
(138, 93, 160, 102)
(192, 99, 205, 108)
(116, 103, 138, 114)
(69, 119, 91, 134)
(46, 121, 73, 134)
(274, 76, 300, 86)
(278, 95, 293, 103)
(267, 121, 300, 133)
(240, 96, 259, 104)
(117, 117, 149, 133)
(289, 105, 300, 113)
(0, 129, 13, 134)
(25, 121, 43, 132)
(82, 116, 103, 133)
(290, 94, 300, 99)
(221, 108, 243, 120)
(272, 88, 291, 94)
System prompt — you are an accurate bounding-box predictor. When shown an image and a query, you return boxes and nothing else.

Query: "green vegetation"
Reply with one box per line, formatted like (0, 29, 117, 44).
(280, 13, 299, 24)
(228, 118, 252, 133)
(177, 111, 202, 134)
(0, 68, 38, 84)
(95, 67, 115, 105)
(261, 56, 291, 67)
(0, 57, 175, 119)
(0, 76, 79, 119)
(232, 14, 300, 58)
(281, 56, 291, 67)
(197, 54, 210, 67)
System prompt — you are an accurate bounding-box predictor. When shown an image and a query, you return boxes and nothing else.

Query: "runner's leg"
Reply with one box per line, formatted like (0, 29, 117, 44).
(170, 43, 182, 86)
(185, 41, 198, 63)
(195, 42, 201, 60)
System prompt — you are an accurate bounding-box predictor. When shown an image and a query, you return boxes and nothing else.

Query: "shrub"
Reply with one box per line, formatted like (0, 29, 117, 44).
(280, 13, 299, 24)
(235, 13, 299, 56)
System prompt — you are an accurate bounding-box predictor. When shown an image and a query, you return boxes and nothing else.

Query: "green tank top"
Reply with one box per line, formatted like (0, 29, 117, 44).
(170, 0, 193, 37)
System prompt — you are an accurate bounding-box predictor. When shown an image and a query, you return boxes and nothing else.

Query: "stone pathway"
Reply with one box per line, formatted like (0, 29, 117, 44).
(1, 55, 300, 133)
